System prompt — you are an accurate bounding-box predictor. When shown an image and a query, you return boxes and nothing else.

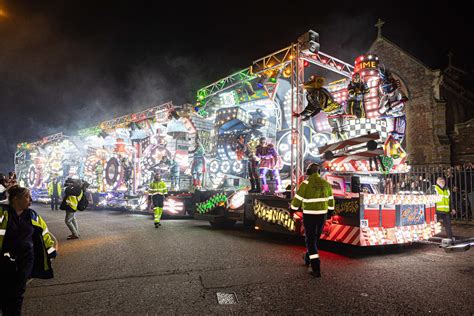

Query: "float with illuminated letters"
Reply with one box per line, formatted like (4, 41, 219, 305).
(192, 30, 442, 245)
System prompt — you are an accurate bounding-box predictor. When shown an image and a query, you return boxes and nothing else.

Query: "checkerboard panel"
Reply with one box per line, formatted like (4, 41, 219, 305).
(346, 118, 388, 140)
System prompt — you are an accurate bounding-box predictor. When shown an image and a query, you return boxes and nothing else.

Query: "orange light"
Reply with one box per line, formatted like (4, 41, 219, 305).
(0, 9, 8, 18)
(254, 226, 260, 230)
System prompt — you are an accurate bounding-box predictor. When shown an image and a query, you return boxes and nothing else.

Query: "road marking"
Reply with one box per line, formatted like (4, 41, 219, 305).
(424, 252, 445, 257)
(216, 292, 238, 304)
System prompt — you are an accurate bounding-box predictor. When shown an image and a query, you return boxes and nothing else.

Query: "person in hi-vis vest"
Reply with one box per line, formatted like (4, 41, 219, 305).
(290, 163, 334, 277)
(148, 173, 168, 228)
(431, 177, 456, 241)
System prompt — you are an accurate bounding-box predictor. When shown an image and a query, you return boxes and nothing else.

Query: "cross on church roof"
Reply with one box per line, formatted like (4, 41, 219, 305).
(375, 18, 385, 39)
(448, 51, 453, 67)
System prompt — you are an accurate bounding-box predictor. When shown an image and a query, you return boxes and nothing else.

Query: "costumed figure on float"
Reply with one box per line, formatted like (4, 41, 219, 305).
(234, 134, 260, 193)
(255, 137, 282, 193)
(169, 154, 180, 191)
(189, 136, 206, 189)
(378, 67, 408, 141)
(294, 76, 347, 140)
(347, 72, 370, 118)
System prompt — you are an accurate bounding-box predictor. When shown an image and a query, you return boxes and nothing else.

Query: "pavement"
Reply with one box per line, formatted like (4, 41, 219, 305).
(22, 205, 474, 315)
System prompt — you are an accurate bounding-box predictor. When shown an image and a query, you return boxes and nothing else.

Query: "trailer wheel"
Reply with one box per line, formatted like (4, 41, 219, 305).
(209, 220, 236, 229)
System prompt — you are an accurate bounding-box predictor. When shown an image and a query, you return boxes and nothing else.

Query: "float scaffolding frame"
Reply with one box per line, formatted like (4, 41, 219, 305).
(196, 38, 354, 196)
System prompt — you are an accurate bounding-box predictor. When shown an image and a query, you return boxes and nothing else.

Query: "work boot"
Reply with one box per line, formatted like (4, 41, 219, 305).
(154, 223, 159, 228)
(309, 258, 321, 277)
(308, 266, 321, 278)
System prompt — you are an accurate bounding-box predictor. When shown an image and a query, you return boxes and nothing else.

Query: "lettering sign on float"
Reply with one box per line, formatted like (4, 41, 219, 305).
(253, 200, 296, 232)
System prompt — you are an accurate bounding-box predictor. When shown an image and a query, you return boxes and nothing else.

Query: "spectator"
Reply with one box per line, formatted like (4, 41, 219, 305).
(0, 186, 57, 315)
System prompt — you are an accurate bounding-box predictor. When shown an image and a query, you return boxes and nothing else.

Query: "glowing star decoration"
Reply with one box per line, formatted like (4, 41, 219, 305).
(232, 161, 243, 173)
(209, 160, 220, 173)
(220, 161, 231, 173)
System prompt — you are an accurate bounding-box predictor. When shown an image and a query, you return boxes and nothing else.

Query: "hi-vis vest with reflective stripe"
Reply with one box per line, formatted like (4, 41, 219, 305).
(149, 181, 168, 195)
(0, 205, 57, 279)
(48, 182, 62, 196)
(434, 185, 450, 213)
(66, 191, 83, 211)
(290, 173, 334, 215)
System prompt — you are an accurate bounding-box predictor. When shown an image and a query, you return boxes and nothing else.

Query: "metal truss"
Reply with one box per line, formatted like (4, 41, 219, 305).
(99, 102, 174, 130)
(28, 133, 64, 147)
(251, 45, 293, 75)
(301, 51, 354, 78)
(196, 48, 353, 106)
(197, 69, 254, 104)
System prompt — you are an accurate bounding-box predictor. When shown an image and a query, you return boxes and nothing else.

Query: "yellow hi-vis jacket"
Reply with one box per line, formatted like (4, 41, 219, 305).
(149, 181, 168, 195)
(0, 205, 57, 279)
(433, 185, 450, 213)
(290, 173, 335, 215)
(66, 191, 83, 211)
(48, 182, 62, 196)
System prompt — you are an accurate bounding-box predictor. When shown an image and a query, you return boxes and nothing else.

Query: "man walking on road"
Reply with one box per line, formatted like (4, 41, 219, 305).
(148, 174, 168, 228)
(290, 163, 334, 277)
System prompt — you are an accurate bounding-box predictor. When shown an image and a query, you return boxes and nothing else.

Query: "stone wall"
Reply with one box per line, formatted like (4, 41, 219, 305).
(369, 38, 451, 166)
(450, 118, 474, 164)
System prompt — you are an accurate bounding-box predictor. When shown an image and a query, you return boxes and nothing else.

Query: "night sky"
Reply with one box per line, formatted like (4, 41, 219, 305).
(0, 0, 473, 171)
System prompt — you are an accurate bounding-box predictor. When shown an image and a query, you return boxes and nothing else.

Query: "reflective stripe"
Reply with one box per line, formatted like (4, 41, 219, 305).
(3, 252, 11, 258)
(309, 254, 319, 259)
(42, 228, 49, 236)
(328, 206, 335, 210)
(0, 229, 5, 235)
(302, 180, 309, 184)
(303, 209, 328, 215)
(328, 196, 334, 200)
(47, 247, 56, 254)
(290, 204, 299, 211)
(437, 205, 449, 209)
(0, 215, 4, 223)
(294, 194, 303, 201)
(303, 197, 330, 203)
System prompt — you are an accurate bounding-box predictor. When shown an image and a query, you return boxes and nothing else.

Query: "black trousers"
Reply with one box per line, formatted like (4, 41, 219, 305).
(152, 194, 164, 208)
(303, 214, 327, 270)
(436, 212, 454, 239)
(50, 195, 60, 210)
(0, 252, 34, 316)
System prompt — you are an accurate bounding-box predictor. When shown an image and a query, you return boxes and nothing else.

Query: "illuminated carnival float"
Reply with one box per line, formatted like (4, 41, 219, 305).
(15, 102, 206, 217)
(192, 30, 442, 245)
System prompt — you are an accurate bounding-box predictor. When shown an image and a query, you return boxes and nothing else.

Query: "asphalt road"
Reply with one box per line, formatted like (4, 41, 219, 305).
(23, 205, 474, 315)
